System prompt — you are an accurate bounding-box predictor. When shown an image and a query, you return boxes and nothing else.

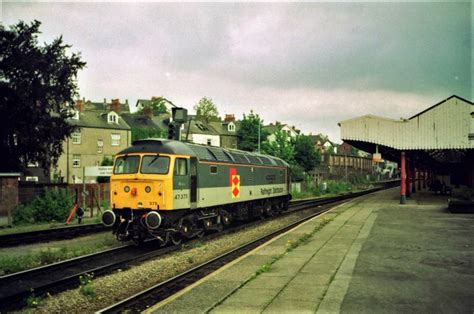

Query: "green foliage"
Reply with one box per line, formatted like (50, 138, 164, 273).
(136, 96, 169, 116)
(194, 97, 219, 123)
(294, 135, 321, 172)
(325, 180, 351, 194)
(289, 163, 304, 182)
(131, 126, 166, 142)
(325, 145, 335, 155)
(0, 20, 86, 172)
(26, 290, 43, 308)
(79, 273, 95, 296)
(13, 188, 74, 224)
(261, 130, 295, 164)
(237, 110, 269, 152)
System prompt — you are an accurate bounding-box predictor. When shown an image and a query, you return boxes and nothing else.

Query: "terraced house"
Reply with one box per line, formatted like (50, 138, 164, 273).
(53, 99, 132, 183)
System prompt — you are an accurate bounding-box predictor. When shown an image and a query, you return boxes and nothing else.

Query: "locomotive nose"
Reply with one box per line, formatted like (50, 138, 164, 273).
(102, 210, 116, 227)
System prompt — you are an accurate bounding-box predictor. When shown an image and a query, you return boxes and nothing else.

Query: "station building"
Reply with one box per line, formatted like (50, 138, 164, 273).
(339, 95, 474, 203)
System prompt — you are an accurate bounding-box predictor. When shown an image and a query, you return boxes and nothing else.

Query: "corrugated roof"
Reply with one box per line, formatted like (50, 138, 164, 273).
(339, 95, 474, 150)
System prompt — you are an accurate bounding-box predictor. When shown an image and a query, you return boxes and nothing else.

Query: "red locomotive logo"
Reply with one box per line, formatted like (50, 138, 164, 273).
(230, 168, 240, 198)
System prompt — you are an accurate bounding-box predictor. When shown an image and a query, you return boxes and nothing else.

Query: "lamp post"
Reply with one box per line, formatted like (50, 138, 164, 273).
(258, 119, 261, 153)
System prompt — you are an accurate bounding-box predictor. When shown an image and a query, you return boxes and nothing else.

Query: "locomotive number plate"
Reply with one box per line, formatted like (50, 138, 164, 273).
(174, 194, 188, 200)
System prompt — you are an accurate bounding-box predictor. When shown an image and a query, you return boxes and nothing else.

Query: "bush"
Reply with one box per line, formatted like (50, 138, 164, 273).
(13, 188, 74, 224)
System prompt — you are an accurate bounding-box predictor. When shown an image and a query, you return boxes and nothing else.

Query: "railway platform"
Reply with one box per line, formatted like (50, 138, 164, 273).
(146, 188, 474, 313)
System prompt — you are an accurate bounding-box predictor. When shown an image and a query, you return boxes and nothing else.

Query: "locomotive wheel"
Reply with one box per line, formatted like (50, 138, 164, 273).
(220, 210, 231, 227)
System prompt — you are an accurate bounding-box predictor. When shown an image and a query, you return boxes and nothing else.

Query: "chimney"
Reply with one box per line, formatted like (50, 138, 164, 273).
(103, 98, 107, 110)
(111, 99, 120, 113)
(143, 106, 153, 118)
(76, 99, 85, 112)
(224, 114, 235, 122)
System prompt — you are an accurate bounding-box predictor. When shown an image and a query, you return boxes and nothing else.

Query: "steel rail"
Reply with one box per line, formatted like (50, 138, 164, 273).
(0, 223, 109, 248)
(96, 195, 360, 313)
(0, 183, 397, 312)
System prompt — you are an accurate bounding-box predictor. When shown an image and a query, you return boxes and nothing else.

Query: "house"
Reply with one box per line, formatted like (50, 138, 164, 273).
(208, 114, 240, 149)
(121, 107, 166, 141)
(309, 134, 338, 154)
(264, 122, 299, 143)
(181, 117, 220, 146)
(136, 97, 175, 114)
(53, 99, 132, 183)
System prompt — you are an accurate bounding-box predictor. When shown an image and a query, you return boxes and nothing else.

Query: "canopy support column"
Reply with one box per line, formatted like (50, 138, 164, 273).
(400, 151, 406, 204)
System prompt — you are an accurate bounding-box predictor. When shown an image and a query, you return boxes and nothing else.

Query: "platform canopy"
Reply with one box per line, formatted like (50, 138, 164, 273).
(339, 95, 474, 166)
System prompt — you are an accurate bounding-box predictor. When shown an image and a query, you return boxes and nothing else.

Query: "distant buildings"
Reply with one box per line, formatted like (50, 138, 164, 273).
(53, 99, 132, 183)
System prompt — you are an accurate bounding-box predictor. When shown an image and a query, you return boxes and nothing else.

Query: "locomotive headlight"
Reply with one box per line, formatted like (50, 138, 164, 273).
(145, 186, 151, 193)
(124, 186, 130, 193)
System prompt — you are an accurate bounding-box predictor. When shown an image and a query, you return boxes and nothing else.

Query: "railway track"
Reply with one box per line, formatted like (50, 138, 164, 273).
(0, 183, 397, 312)
(0, 223, 109, 248)
(97, 196, 355, 313)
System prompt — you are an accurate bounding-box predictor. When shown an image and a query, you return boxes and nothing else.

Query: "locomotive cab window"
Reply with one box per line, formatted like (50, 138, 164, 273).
(141, 155, 170, 174)
(114, 156, 140, 174)
(174, 158, 188, 176)
(210, 165, 218, 174)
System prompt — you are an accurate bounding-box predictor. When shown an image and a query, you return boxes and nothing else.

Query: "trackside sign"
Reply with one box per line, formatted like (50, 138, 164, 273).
(85, 166, 113, 177)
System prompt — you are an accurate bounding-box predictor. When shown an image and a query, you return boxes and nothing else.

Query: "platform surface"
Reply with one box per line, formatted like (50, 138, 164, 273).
(146, 188, 474, 313)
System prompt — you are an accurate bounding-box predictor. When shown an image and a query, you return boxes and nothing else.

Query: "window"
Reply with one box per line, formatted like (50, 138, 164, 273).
(97, 139, 104, 153)
(210, 165, 218, 174)
(111, 134, 121, 146)
(72, 154, 81, 168)
(174, 158, 188, 176)
(72, 132, 81, 144)
(141, 155, 170, 174)
(228, 123, 235, 132)
(108, 112, 118, 124)
(207, 139, 212, 146)
(114, 156, 140, 174)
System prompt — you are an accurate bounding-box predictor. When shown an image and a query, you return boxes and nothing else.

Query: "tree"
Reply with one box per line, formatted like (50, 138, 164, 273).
(261, 130, 295, 164)
(136, 96, 169, 116)
(194, 97, 219, 123)
(131, 126, 166, 142)
(237, 110, 269, 152)
(294, 135, 321, 172)
(0, 20, 86, 172)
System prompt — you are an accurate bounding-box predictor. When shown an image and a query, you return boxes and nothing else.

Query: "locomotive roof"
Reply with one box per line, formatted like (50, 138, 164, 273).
(119, 138, 289, 167)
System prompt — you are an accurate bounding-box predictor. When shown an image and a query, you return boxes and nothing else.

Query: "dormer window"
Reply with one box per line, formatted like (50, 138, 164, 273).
(228, 122, 235, 133)
(108, 111, 119, 124)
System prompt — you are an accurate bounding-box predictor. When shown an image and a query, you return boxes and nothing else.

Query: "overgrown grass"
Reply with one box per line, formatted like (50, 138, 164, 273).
(251, 217, 332, 278)
(79, 273, 95, 297)
(0, 236, 118, 275)
(292, 174, 378, 200)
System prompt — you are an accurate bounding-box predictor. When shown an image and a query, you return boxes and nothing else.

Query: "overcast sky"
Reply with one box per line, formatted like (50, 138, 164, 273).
(2, 1, 471, 142)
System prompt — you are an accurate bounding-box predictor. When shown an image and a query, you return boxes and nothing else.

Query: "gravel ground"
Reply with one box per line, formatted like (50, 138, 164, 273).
(29, 205, 346, 313)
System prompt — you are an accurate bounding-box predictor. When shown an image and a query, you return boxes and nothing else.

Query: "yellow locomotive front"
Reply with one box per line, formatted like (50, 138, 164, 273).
(110, 154, 173, 211)
(101, 151, 189, 245)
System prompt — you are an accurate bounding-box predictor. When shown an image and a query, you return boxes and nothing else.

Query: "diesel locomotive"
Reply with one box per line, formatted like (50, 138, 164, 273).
(102, 139, 291, 245)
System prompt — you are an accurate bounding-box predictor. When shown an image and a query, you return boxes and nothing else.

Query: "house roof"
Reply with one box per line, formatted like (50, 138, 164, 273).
(85, 100, 131, 113)
(121, 113, 161, 129)
(182, 119, 220, 136)
(208, 121, 241, 136)
(70, 110, 131, 130)
(263, 124, 283, 134)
